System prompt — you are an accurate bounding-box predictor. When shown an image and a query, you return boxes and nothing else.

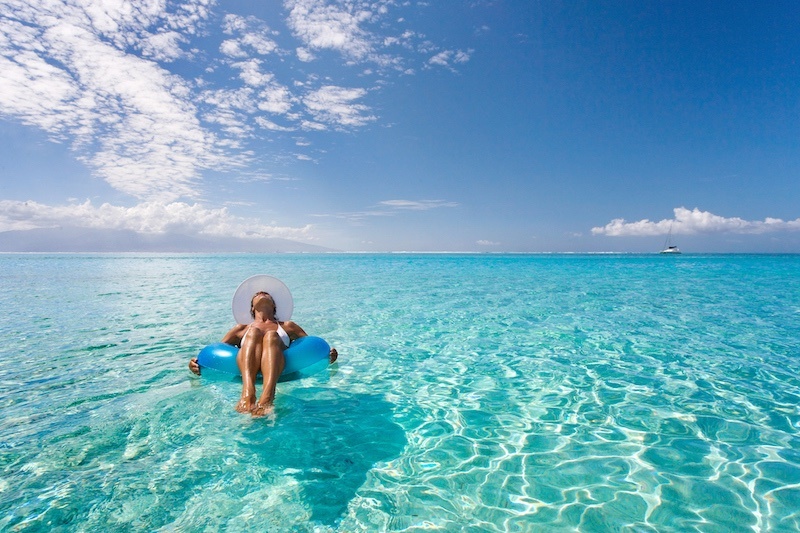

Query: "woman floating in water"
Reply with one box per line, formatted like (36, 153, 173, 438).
(189, 276, 337, 417)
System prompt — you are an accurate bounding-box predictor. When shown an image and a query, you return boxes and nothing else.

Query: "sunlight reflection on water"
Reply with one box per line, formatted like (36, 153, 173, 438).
(1, 253, 799, 532)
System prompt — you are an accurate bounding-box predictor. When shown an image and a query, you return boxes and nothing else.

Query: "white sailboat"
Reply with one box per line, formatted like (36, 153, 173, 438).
(660, 222, 681, 254)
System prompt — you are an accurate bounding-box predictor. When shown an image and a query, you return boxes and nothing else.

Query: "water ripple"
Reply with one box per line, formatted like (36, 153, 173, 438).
(1, 254, 799, 531)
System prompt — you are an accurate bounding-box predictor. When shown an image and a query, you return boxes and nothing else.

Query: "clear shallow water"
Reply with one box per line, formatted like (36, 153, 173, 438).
(1, 253, 799, 532)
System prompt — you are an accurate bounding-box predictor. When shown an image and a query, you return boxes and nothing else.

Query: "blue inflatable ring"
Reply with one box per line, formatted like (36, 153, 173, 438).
(197, 336, 331, 382)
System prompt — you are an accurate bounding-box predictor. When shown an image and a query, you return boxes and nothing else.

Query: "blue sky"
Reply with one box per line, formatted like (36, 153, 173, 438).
(1, 0, 798, 252)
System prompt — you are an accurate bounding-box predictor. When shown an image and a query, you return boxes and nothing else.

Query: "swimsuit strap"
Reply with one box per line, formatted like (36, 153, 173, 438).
(276, 323, 291, 348)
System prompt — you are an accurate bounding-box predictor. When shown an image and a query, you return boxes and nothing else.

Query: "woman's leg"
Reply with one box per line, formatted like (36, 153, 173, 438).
(235, 328, 264, 413)
(252, 331, 286, 416)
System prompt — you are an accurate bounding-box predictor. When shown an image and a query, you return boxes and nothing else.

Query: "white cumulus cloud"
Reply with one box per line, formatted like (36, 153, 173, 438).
(220, 14, 279, 57)
(428, 49, 472, 71)
(285, 0, 377, 60)
(0, 199, 313, 240)
(592, 207, 800, 236)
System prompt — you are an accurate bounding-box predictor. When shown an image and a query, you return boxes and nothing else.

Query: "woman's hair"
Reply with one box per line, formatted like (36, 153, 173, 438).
(250, 291, 277, 318)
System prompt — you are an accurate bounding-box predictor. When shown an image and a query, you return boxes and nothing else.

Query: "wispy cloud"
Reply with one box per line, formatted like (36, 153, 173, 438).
(428, 49, 473, 71)
(302, 86, 375, 129)
(0, 199, 313, 240)
(0, 0, 467, 203)
(592, 207, 800, 236)
(0, 0, 473, 241)
(285, 0, 474, 75)
(0, 0, 231, 201)
(324, 199, 459, 222)
(378, 200, 459, 210)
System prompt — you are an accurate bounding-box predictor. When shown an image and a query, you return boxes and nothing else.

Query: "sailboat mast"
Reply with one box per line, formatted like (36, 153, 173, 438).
(660, 221, 681, 254)
(663, 221, 673, 249)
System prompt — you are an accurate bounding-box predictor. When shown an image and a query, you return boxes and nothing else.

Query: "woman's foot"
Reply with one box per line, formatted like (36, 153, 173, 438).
(235, 395, 255, 413)
(251, 401, 274, 417)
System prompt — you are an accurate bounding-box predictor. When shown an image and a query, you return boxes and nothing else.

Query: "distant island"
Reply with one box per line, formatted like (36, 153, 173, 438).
(0, 227, 336, 253)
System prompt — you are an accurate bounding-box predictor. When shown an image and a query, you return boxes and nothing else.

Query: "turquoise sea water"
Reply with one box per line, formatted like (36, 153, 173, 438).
(1, 253, 799, 532)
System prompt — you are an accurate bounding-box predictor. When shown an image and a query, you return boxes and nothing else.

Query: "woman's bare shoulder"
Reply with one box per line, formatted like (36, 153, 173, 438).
(282, 320, 306, 335)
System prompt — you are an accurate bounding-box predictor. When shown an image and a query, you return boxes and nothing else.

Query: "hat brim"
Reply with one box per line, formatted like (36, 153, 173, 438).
(232, 275, 294, 324)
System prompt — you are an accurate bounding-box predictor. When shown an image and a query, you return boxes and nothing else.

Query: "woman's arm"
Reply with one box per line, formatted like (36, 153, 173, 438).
(221, 323, 248, 346)
(189, 323, 248, 376)
(282, 320, 307, 340)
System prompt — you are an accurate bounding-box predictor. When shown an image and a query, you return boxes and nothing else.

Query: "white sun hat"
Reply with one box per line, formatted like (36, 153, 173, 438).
(232, 275, 294, 324)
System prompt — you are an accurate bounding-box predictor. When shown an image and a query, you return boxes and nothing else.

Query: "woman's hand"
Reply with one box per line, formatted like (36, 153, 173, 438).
(189, 357, 201, 375)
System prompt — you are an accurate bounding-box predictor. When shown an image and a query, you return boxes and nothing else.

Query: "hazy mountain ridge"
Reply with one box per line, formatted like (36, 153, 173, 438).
(0, 227, 336, 253)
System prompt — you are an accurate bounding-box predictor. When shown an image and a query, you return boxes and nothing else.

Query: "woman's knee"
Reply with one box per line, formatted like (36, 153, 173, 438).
(241, 327, 265, 347)
(263, 330, 283, 347)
